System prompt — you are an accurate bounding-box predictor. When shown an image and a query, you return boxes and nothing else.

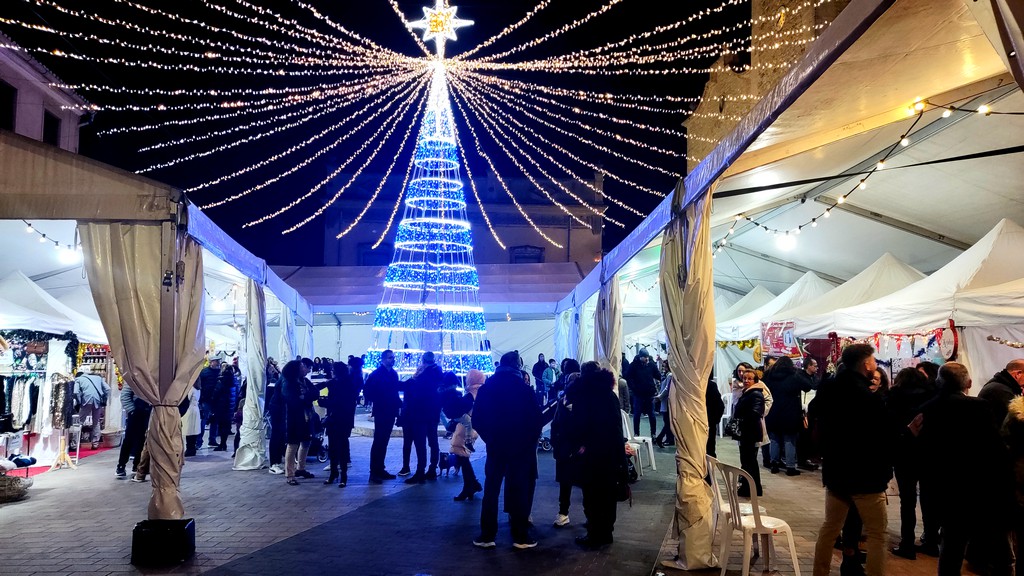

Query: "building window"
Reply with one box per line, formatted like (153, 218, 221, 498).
(510, 245, 545, 264)
(42, 110, 61, 146)
(0, 80, 15, 131)
(359, 243, 392, 266)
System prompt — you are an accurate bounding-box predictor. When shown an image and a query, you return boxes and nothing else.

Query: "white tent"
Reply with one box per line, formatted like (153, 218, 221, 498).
(812, 219, 1024, 337)
(717, 285, 776, 323)
(715, 271, 834, 341)
(0, 293, 69, 335)
(769, 252, 926, 338)
(624, 285, 745, 351)
(710, 285, 776, 389)
(0, 270, 107, 343)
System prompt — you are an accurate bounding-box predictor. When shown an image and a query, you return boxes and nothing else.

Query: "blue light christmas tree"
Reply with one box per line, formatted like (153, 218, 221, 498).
(365, 2, 494, 376)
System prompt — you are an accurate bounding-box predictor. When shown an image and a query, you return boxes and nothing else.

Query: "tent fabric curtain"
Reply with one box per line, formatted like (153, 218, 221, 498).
(990, 0, 1024, 89)
(659, 184, 717, 569)
(594, 275, 623, 380)
(567, 307, 581, 361)
(298, 322, 313, 358)
(553, 309, 573, 363)
(79, 222, 206, 520)
(233, 279, 267, 471)
(279, 305, 296, 363)
(576, 296, 597, 363)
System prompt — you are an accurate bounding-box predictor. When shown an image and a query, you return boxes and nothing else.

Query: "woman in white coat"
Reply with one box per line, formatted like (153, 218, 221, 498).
(451, 369, 485, 501)
(182, 381, 202, 457)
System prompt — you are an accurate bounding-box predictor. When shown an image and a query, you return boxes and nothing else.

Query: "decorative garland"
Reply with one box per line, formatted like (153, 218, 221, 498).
(0, 329, 79, 368)
(987, 335, 1024, 349)
(718, 339, 758, 350)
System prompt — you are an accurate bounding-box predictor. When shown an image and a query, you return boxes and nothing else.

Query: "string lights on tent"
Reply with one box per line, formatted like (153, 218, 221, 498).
(21, 220, 82, 263)
(710, 93, 1020, 258)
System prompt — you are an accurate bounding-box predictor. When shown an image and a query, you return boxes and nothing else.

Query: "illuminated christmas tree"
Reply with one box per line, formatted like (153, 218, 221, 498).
(364, 2, 494, 376)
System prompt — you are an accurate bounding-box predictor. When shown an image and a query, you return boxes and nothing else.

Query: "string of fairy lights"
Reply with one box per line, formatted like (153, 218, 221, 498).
(710, 96, 1013, 258)
(20, 220, 82, 264)
(0, 0, 839, 248)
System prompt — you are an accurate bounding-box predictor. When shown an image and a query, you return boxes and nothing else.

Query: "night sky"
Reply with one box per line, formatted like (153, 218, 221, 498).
(1, 0, 748, 264)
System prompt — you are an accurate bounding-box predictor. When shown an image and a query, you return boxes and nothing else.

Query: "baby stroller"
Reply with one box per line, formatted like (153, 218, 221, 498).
(537, 397, 558, 452)
(308, 412, 329, 463)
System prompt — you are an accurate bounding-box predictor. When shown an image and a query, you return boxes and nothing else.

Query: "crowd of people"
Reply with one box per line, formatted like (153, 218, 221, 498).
(103, 337, 1024, 569)
(727, 346, 1024, 576)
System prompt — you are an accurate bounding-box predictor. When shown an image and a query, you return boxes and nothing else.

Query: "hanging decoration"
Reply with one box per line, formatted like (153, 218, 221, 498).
(986, 335, 1024, 349)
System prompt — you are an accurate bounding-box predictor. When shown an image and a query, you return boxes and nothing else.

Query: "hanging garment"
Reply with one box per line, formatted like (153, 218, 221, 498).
(10, 378, 28, 429)
(49, 375, 75, 430)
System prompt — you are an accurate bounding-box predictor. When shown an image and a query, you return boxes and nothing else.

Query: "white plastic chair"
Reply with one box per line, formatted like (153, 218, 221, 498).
(719, 393, 733, 437)
(620, 411, 645, 476)
(715, 460, 800, 576)
(621, 409, 657, 471)
(706, 456, 765, 546)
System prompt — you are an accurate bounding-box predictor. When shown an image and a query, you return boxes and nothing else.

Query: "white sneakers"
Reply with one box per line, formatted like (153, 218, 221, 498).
(268, 464, 284, 475)
(553, 514, 570, 527)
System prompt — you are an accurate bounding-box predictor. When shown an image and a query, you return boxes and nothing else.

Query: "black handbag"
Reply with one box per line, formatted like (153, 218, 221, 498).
(724, 416, 743, 440)
(616, 454, 633, 506)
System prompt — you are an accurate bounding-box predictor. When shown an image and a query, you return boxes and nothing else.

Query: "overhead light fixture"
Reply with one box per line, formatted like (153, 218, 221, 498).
(978, 104, 991, 115)
(775, 233, 797, 251)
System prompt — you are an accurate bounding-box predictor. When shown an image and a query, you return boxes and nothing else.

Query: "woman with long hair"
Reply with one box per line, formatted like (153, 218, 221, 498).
(280, 360, 312, 485)
(734, 369, 768, 497)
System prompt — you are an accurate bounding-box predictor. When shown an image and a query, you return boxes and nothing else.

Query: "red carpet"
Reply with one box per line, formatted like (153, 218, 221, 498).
(13, 444, 115, 478)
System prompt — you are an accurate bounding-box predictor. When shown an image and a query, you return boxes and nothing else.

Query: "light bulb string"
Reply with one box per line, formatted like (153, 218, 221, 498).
(448, 75, 604, 228)
(450, 74, 628, 226)
(136, 72, 421, 173)
(452, 0, 553, 61)
(460, 72, 679, 181)
(267, 81, 429, 232)
(386, 0, 433, 58)
(711, 107, 931, 254)
(196, 73, 428, 203)
(455, 73, 668, 205)
(450, 85, 564, 249)
(20, 219, 80, 251)
(95, 72, 412, 137)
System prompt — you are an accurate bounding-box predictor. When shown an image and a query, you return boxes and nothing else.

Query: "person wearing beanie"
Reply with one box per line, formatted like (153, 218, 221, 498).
(472, 351, 543, 549)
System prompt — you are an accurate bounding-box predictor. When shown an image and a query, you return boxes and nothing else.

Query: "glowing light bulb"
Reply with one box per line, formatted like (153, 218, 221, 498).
(913, 101, 925, 111)
(58, 246, 82, 265)
(211, 299, 227, 312)
(876, 160, 885, 170)
(39, 235, 48, 243)
(811, 219, 818, 228)
(978, 104, 991, 115)
(900, 137, 909, 147)
(837, 195, 846, 204)
(859, 180, 866, 190)
(824, 209, 831, 218)
(728, 227, 736, 235)
(942, 108, 953, 118)
(25, 225, 33, 233)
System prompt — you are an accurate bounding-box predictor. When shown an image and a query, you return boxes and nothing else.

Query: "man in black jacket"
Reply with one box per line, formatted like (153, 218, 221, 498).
(197, 353, 224, 450)
(473, 351, 543, 549)
(812, 344, 891, 576)
(531, 354, 548, 396)
(364, 350, 400, 483)
(978, 359, 1024, 429)
(402, 352, 443, 484)
(626, 349, 660, 437)
(919, 362, 1014, 576)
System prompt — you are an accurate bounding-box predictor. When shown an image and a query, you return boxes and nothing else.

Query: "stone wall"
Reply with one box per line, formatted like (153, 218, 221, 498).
(684, 0, 851, 173)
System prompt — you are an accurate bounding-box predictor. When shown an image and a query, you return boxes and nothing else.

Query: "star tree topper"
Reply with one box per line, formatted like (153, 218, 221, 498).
(407, 0, 473, 59)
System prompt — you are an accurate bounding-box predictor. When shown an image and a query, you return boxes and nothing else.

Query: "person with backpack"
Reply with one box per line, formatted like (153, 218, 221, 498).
(73, 366, 110, 450)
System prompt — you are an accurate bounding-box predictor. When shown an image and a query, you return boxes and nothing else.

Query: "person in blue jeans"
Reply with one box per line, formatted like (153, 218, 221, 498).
(763, 356, 812, 475)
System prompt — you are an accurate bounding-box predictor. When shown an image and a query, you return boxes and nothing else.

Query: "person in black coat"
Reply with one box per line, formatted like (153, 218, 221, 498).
(566, 362, 627, 549)
(280, 360, 313, 485)
(212, 363, 238, 451)
(886, 367, 940, 558)
(811, 344, 891, 576)
(918, 362, 1014, 576)
(364, 349, 401, 483)
(705, 377, 726, 458)
(978, 359, 1024, 430)
(550, 367, 581, 527)
(733, 369, 766, 497)
(626, 348, 660, 437)
(400, 352, 444, 484)
(473, 351, 543, 549)
(197, 354, 223, 449)
(763, 356, 812, 475)
(320, 361, 360, 487)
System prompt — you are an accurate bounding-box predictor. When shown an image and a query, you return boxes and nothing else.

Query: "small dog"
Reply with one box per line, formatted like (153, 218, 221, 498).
(438, 452, 461, 477)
